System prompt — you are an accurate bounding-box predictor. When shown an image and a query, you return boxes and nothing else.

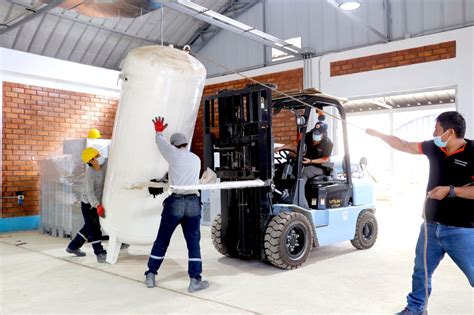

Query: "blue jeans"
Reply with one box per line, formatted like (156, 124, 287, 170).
(405, 223, 474, 313)
(145, 194, 203, 279)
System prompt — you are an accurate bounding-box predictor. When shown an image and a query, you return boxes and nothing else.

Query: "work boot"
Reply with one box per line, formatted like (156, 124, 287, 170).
(188, 278, 209, 293)
(395, 307, 427, 315)
(66, 247, 86, 257)
(145, 273, 156, 288)
(96, 252, 107, 263)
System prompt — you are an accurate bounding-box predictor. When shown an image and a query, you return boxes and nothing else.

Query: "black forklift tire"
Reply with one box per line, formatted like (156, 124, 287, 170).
(351, 211, 378, 250)
(211, 214, 228, 256)
(264, 212, 313, 270)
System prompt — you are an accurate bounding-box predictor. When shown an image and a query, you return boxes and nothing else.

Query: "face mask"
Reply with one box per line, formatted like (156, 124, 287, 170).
(312, 133, 322, 142)
(434, 131, 450, 148)
(97, 156, 105, 165)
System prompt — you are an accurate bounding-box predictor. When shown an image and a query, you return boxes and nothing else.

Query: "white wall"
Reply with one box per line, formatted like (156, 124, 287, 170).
(0, 48, 120, 97)
(206, 27, 474, 138)
(205, 59, 303, 86)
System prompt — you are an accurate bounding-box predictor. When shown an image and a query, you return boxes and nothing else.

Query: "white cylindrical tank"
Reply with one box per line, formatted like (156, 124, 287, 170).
(101, 46, 206, 263)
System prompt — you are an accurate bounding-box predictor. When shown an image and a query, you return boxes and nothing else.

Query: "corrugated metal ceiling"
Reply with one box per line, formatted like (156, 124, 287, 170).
(0, 0, 235, 70)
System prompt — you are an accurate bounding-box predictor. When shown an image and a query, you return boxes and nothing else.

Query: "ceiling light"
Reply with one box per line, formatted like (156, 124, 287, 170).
(338, 1, 361, 11)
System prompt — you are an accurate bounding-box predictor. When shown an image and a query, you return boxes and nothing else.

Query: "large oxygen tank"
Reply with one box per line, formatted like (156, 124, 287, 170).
(101, 46, 206, 263)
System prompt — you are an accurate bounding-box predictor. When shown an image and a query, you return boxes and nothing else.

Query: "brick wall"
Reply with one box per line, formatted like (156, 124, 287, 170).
(191, 68, 303, 160)
(330, 41, 456, 77)
(2, 82, 118, 218)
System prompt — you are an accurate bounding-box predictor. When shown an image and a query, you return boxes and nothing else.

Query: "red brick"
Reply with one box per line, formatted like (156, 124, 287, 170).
(432, 48, 447, 55)
(12, 87, 25, 93)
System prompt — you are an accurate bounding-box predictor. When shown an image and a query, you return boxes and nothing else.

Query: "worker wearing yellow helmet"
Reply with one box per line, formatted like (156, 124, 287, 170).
(66, 147, 108, 263)
(87, 128, 101, 139)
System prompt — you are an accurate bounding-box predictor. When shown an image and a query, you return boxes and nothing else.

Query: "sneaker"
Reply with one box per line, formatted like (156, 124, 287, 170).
(395, 307, 427, 315)
(66, 247, 86, 257)
(145, 273, 156, 288)
(96, 252, 107, 263)
(188, 278, 209, 293)
(120, 243, 130, 250)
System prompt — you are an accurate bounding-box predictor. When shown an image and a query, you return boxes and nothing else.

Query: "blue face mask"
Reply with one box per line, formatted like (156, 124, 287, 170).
(433, 131, 449, 148)
(312, 133, 323, 142)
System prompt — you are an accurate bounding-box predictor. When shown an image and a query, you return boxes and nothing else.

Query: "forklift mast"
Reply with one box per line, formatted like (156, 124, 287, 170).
(203, 84, 274, 259)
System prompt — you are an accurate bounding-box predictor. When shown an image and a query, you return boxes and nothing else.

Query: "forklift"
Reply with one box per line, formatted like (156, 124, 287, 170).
(203, 84, 377, 270)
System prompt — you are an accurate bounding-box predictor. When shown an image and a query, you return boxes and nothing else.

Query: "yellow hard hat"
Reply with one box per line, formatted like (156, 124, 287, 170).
(87, 128, 101, 139)
(81, 147, 99, 164)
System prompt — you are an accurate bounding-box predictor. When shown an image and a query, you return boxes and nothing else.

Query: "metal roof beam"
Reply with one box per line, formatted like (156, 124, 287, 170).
(47, 11, 167, 45)
(0, 0, 65, 35)
(157, 0, 306, 57)
(188, 0, 259, 52)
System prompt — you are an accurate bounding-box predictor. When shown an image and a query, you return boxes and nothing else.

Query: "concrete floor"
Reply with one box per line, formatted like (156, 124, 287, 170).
(1, 195, 473, 314)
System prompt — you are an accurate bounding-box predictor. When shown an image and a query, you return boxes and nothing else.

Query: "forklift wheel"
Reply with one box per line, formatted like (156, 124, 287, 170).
(211, 214, 228, 256)
(264, 212, 313, 270)
(351, 211, 378, 250)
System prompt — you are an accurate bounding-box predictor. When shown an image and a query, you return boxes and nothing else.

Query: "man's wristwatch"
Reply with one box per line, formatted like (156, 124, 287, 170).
(448, 185, 456, 198)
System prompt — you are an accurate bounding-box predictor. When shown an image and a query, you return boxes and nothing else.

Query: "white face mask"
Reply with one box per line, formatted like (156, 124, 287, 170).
(97, 156, 105, 165)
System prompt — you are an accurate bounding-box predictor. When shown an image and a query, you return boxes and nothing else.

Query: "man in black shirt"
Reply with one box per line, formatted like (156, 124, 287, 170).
(302, 121, 334, 179)
(366, 111, 474, 315)
(277, 121, 333, 208)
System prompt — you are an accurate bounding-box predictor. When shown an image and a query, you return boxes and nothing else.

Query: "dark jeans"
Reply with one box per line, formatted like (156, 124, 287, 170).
(146, 194, 202, 279)
(405, 223, 474, 313)
(68, 202, 105, 255)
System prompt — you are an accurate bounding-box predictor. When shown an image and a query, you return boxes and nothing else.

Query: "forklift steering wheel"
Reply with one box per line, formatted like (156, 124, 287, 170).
(275, 149, 298, 164)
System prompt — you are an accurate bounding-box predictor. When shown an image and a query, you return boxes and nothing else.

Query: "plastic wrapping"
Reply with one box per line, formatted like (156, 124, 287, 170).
(101, 45, 206, 262)
(39, 139, 111, 238)
(39, 155, 75, 237)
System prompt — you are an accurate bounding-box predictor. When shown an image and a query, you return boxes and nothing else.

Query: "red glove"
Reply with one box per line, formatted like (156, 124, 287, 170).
(152, 116, 168, 133)
(97, 204, 105, 218)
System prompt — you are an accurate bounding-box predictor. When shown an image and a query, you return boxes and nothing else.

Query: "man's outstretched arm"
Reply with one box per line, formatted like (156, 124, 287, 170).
(366, 128, 421, 155)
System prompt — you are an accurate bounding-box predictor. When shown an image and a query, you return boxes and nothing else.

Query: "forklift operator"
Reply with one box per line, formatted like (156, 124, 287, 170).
(276, 121, 333, 208)
(302, 121, 334, 179)
(277, 121, 333, 178)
